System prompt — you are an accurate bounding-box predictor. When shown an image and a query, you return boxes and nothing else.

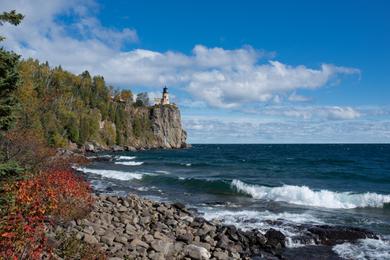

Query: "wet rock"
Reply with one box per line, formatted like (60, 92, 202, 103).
(265, 228, 286, 248)
(172, 202, 186, 211)
(307, 225, 378, 246)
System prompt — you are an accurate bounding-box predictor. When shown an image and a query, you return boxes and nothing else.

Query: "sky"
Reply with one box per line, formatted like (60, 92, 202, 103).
(0, 0, 389, 143)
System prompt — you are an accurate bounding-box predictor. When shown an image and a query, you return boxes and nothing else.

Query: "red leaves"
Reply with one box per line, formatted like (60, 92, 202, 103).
(0, 169, 93, 258)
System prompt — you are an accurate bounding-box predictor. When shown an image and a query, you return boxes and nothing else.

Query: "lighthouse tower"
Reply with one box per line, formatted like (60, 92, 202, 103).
(161, 86, 170, 105)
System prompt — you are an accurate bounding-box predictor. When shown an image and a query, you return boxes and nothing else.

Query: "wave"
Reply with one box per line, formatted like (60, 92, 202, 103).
(155, 170, 170, 174)
(87, 154, 111, 159)
(231, 180, 390, 209)
(333, 238, 390, 260)
(201, 208, 321, 247)
(114, 161, 144, 166)
(116, 156, 136, 160)
(75, 167, 145, 180)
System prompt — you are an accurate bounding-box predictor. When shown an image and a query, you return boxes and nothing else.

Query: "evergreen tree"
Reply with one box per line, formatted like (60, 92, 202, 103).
(0, 10, 24, 131)
(0, 10, 24, 41)
(0, 10, 24, 177)
(0, 50, 20, 131)
(135, 92, 149, 106)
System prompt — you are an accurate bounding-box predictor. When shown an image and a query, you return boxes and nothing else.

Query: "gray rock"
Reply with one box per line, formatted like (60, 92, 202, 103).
(107, 196, 118, 204)
(150, 105, 187, 149)
(83, 226, 94, 235)
(101, 232, 116, 246)
(184, 244, 211, 260)
(117, 206, 128, 212)
(83, 234, 98, 244)
(114, 235, 128, 244)
(150, 240, 173, 255)
(75, 232, 84, 240)
(213, 251, 229, 260)
(177, 232, 194, 243)
(130, 238, 149, 248)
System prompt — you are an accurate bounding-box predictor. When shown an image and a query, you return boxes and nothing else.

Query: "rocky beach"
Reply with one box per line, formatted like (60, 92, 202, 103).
(48, 191, 380, 260)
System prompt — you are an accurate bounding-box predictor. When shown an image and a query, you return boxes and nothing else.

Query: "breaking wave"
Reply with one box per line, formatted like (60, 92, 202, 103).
(116, 156, 136, 160)
(333, 238, 390, 260)
(231, 179, 390, 209)
(114, 161, 144, 166)
(75, 167, 145, 180)
(201, 208, 322, 247)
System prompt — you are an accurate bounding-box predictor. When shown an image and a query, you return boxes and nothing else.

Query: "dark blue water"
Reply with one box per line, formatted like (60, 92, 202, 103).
(77, 144, 390, 257)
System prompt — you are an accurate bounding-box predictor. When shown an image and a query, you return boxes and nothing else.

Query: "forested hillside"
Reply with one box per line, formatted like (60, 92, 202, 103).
(15, 59, 186, 150)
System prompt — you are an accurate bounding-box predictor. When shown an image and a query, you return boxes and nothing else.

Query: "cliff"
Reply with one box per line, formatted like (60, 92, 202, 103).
(123, 105, 188, 150)
(150, 105, 187, 149)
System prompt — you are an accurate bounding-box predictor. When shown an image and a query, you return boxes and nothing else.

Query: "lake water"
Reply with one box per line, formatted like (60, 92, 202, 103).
(77, 144, 390, 259)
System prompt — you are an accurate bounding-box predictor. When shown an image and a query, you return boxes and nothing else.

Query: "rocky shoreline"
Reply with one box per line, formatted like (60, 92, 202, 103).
(48, 193, 379, 260)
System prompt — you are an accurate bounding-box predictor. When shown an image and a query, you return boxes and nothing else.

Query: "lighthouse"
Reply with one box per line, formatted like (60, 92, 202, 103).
(161, 86, 170, 105)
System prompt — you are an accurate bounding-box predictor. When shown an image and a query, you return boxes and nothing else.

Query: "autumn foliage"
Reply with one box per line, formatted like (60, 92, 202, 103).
(0, 170, 93, 259)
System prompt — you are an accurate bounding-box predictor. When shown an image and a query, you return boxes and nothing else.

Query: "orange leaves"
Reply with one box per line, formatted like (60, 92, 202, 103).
(0, 169, 93, 258)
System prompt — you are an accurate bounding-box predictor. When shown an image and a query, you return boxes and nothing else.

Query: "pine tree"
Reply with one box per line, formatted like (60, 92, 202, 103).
(0, 49, 20, 131)
(0, 10, 24, 41)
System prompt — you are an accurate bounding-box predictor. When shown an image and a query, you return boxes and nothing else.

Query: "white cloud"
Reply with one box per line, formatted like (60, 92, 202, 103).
(288, 92, 310, 102)
(183, 116, 390, 143)
(0, 0, 360, 109)
(261, 106, 361, 120)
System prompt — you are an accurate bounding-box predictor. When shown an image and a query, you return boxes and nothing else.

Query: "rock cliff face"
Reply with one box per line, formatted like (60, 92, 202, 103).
(82, 104, 188, 152)
(150, 105, 187, 149)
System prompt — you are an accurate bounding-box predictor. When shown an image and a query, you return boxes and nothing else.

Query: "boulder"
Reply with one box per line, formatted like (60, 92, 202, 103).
(101, 232, 116, 246)
(150, 239, 173, 255)
(265, 229, 286, 249)
(83, 234, 98, 244)
(307, 225, 378, 246)
(130, 238, 149, 248)
(184, 244, 211, 260)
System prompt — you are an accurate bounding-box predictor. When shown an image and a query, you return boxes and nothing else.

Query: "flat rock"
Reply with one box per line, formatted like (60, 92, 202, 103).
(130, 238, 149, 248)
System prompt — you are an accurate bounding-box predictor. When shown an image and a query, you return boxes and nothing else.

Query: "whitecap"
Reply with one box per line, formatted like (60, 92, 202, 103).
(75, 167, 144, 180)
(333, 238, 390, 260)
(156, 170, 170, 174)
(116, 156, 136, 160)
(201, 208, 322, 247)
(87, 155, 111, 159)
(114, 161, 144, 166)
(231, 179, 390, 209)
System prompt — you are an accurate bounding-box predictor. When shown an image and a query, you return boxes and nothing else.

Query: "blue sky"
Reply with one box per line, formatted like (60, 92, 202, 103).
(1, 0, 389, 143)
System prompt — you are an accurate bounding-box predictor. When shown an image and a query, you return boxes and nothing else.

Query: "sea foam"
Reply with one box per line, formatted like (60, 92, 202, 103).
(116, 156, 136, 160)
(114, 161, 144, 166)
(75, 167, 144, 180)
(201, 208, 321, 247)
(333, 238, 390, 260)
(231, 179, 390, 209)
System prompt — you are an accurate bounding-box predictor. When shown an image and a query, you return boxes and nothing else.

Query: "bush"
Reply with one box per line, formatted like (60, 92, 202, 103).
(0, 169, 93, 259)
